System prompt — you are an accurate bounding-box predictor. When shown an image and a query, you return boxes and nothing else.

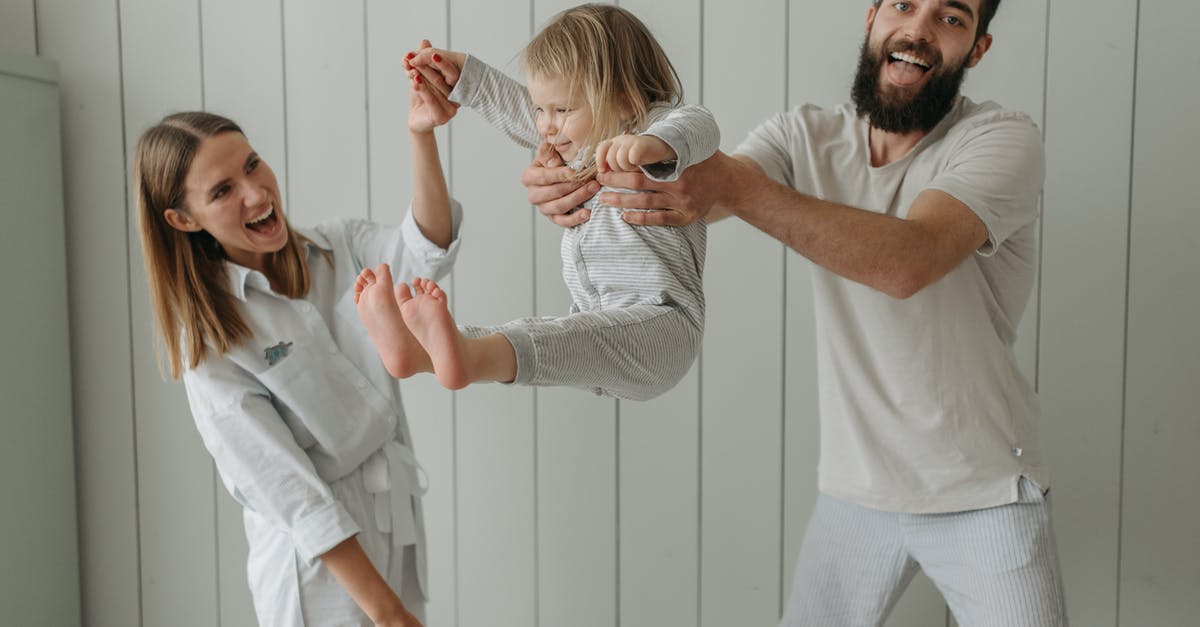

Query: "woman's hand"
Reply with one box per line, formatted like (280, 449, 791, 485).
(522, 142, 600, 228)
(404, 40, 465, 100)
(408, 74, 459, 134)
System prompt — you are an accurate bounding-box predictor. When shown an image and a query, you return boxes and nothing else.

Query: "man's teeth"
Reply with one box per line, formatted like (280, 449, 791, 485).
(246, 205, 274, 226)
(891, 52, 930, 68)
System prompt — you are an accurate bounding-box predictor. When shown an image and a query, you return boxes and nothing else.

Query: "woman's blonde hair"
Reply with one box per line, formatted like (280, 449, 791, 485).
(135, 111, 315, 379)
(523, 3, 682, 179)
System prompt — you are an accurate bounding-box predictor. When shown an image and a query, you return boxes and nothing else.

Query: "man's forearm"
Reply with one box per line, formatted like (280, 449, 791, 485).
(718, 156, 974, 299)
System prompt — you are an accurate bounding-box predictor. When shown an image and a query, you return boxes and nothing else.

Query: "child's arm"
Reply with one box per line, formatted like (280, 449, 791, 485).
(408, 47, 542, 149)
(408, 73, 456, 249)
(596, 104, 720, 182)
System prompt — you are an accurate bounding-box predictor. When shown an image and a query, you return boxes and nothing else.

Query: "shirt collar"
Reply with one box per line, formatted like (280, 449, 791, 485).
(223, 226, 333, 302)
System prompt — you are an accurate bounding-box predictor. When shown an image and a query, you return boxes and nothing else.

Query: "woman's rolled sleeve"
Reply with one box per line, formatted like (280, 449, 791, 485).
(184, 359, 361, 563)
(398, 199, 463, 280)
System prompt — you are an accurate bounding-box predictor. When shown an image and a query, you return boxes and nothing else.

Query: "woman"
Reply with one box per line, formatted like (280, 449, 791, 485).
(134, 76, 459, 626)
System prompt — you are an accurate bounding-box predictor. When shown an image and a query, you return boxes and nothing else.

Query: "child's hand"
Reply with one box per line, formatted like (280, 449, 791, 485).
(408, 74, 459, 134)
(404, 39, 466, 100)
(595, 135, 676, 173)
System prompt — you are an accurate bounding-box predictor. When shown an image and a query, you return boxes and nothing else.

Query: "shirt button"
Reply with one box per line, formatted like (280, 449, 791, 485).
(1011, 447, 1023, 457)
(356, 379, 370, 391)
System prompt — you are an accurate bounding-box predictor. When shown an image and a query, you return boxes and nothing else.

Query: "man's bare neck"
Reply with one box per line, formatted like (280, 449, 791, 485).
(868, 125, 926, 167)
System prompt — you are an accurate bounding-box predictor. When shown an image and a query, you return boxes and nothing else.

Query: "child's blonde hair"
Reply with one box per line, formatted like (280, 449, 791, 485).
(523, 3, 682, 178)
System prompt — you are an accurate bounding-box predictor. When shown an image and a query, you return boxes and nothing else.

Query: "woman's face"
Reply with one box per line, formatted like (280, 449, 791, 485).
(166, 132, 288, 272)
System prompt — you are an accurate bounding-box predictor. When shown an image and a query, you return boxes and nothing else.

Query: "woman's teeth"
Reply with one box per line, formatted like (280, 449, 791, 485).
(245, 205, 274, 227)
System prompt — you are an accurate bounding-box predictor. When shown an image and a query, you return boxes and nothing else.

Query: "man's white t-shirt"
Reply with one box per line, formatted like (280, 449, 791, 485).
(737, 97, 1046, 513)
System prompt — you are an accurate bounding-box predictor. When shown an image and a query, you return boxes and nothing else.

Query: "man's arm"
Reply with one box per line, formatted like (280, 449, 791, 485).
(599, 153, 987, 299)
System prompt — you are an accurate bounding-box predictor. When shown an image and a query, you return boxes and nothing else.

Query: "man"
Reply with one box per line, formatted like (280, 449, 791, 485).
(525, 0, 1068, 624)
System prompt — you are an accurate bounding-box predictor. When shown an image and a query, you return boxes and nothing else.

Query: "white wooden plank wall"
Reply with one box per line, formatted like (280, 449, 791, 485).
(14, 0, 1198, 625)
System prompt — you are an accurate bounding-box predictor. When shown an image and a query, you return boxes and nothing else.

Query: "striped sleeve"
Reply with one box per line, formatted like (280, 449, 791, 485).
(640, 103, 721, 181)
(448, 54, 541, 149)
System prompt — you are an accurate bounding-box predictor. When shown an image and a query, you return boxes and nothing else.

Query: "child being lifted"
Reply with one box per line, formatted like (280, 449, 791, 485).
(355, 3, 718, 401)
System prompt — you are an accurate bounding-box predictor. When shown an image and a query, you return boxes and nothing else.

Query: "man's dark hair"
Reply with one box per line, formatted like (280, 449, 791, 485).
(872, 0, 1001, 39)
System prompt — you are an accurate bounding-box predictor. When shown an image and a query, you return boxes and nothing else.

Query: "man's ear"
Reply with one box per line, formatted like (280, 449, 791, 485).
(163, 208, 202, 233)
(966, 33, 993, 68)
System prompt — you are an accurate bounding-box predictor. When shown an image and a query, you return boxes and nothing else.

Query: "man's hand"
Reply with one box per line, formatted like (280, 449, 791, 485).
(522, 142, 600, 228)
(595, 135, 675, 173)
(595, 151, 740, 226)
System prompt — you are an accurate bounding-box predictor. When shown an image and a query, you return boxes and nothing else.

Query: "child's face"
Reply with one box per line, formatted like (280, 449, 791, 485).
(527, 74, 593, 163)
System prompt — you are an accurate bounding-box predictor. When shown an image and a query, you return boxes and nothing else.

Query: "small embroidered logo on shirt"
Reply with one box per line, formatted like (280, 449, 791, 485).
(264, 341, 293, 366)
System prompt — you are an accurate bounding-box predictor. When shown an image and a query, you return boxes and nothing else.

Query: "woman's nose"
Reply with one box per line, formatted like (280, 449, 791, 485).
(242, 181, 268, 207)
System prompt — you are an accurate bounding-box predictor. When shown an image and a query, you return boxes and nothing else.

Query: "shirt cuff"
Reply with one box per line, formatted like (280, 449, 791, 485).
(448, 54, 485, 107)
(401, 197, 464, 265)
(291, 501, 361, 563)
(640, 125, 689, 182)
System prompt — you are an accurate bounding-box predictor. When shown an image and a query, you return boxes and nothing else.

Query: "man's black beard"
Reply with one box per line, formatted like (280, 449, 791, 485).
(850, 35, 970, 134)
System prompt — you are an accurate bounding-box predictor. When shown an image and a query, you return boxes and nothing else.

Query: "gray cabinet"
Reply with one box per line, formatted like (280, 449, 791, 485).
(0, 50, 81, 627)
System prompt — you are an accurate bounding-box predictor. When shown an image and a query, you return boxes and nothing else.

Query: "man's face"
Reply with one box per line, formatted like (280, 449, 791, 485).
(851, 1, 991, 134)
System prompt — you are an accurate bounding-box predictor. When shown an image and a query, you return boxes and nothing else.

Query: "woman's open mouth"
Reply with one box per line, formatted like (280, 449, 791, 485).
(245, 204, 280, 234)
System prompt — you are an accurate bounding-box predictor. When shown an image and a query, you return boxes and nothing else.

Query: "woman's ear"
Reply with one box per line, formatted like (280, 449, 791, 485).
(163, 208, 202, 233)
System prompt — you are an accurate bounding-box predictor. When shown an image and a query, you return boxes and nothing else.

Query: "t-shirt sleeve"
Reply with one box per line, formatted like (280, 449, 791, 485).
(733, 111, 797, 189)
(926, 113, 1045, 256)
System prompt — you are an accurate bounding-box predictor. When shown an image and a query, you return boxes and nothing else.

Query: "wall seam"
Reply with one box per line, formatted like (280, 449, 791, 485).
(1115, 1, 1142, 624)
(112, 0, 145, 623)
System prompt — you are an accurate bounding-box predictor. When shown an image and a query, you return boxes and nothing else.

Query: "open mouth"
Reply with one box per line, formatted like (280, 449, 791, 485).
(886, 51, 933, 86)
(245, 204, 280, 233)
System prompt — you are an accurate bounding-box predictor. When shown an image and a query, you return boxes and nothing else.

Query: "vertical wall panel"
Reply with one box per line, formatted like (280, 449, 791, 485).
(1040, 1, 1136, 625)
(528, 3, 619, 626)
(1122, 0, 1200, 624)
(199, 1, 288, 624)
(448, 1, 537, 625)
(366, 2, 458, 624)
(616, 3, 704, 626)
(701, 0, 786, 625)
(0, 0, 36, 54)
(118, 1, 217, 625)
(282, 0, 367, 225)
(36, 1, 142, 625)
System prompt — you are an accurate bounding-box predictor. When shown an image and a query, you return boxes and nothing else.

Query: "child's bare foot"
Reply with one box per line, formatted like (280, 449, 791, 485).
(355, 264, 431, 378)
(397, 277, 470, 389)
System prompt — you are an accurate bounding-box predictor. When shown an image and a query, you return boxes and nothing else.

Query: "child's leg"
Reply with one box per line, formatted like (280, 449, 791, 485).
(479, 303, 701, 401)
(354, 264, 432, 378)
(398, 278, 517, 389)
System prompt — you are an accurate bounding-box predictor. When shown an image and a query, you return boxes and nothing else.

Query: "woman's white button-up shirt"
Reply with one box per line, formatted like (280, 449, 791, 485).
(180, 204, 461, 601)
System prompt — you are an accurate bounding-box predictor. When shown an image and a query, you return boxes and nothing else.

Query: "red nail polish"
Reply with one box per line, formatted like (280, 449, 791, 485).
(433, 53, 442, 62)
(415, 74, 423, 84)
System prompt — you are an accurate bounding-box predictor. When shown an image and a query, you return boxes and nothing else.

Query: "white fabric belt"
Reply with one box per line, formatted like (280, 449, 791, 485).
(362, 440, 427, 548)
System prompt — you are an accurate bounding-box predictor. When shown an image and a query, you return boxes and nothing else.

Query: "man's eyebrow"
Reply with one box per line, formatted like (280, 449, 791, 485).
(945, 0, 977, 21)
